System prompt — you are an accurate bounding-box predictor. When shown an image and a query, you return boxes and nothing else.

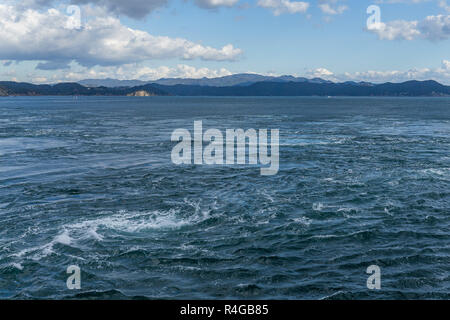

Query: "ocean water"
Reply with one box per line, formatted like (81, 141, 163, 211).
(0, 96, 449, 299)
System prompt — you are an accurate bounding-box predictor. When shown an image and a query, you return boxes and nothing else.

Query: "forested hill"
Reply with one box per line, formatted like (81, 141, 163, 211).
(0, 82, 167, 96)
(150, 80, 450, 97)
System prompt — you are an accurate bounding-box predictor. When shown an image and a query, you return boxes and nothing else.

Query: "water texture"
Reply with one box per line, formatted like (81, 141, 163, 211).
(0, 96, 449, 299)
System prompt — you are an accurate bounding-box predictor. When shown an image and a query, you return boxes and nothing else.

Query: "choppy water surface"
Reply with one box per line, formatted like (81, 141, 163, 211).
(0, 96, 449, 299)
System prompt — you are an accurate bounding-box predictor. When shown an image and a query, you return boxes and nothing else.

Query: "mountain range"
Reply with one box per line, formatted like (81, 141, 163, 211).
(79, 74, 334, 87)
(147, 79, 449, 96)
(0, 75, 449, 97)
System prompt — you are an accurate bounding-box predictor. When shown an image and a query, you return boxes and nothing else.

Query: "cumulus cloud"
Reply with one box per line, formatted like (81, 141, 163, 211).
(442, 59, 450, 69)
(70, 0, 168, 18)
(367, 20, 420, 40)
(367, 14, 450, 41)
(18, 0, 239, 18)
(306, 67, 334, 78)
(27, 63, 234, 83)
(257, 0, 310, 16)
(419, 14, 450, 40)
(318, 0, 348, 15)
(304, 60, 450, 84)
(0, 4, 242, 67)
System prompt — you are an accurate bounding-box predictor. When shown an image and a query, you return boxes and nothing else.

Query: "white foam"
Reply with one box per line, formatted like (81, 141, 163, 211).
(9, 208, 209, 261)
(59, 208, 207, 244)
(2, 262, 24, 271)
(421, 168, 450, 178)
(54, 230, 72, 245)
(311, 234, 337, 239)
(13, 229, 74, 261)
(293, 217, 312, 226)
(12, 262, 23, 270)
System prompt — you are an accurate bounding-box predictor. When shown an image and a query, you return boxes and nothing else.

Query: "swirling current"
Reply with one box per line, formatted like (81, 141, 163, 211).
(0, 96, 449, 299)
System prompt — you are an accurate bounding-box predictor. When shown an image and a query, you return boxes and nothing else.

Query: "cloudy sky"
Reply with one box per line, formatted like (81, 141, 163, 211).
(0, 0, 449, 84)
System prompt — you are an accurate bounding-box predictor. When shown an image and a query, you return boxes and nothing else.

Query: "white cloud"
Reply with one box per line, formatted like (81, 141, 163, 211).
(319, 4, 347, 15)
(304, 60, 450, 84)
(0, 4, 242, 67)
(17, 0, 240, 18)
(419, 14, 450, 40)
(29, 63, 234, 83)
(367, 14, 450, 41)
(70, 0, 168, 18)
(442, 59, 450, 69)
(439, 0, 450, 12)
(367, 20, 420, 40)
(6, 60, 450, 85)
(306, 67, 334, 78)
(318, 0, 348, 15)
(257, 0, 309, 16)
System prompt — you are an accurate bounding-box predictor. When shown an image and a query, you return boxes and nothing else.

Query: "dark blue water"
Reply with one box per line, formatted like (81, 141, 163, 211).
(0, 96, 449, 299)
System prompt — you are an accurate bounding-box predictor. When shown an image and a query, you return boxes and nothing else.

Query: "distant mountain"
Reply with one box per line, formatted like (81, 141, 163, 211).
(79, 78, 148, 88)
(78, 73, 334, 88)
(150, 80, 449, 97)
(342, 81, 375, 87)
(152, 74, 318, 87)
(0, 80, 448, 97)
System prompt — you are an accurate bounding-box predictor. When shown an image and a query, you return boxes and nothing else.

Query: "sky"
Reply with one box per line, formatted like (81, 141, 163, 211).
(0, 0, 449, 84)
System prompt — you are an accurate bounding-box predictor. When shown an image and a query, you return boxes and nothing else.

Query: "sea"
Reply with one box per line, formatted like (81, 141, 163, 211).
(0, 96, 448, 299)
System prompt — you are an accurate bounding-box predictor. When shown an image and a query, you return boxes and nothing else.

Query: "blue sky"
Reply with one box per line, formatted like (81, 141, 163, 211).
(0, 0, 449, 83)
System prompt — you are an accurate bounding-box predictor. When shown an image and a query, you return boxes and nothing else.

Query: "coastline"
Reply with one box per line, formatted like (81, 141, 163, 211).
(1, 79, 449, 98)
